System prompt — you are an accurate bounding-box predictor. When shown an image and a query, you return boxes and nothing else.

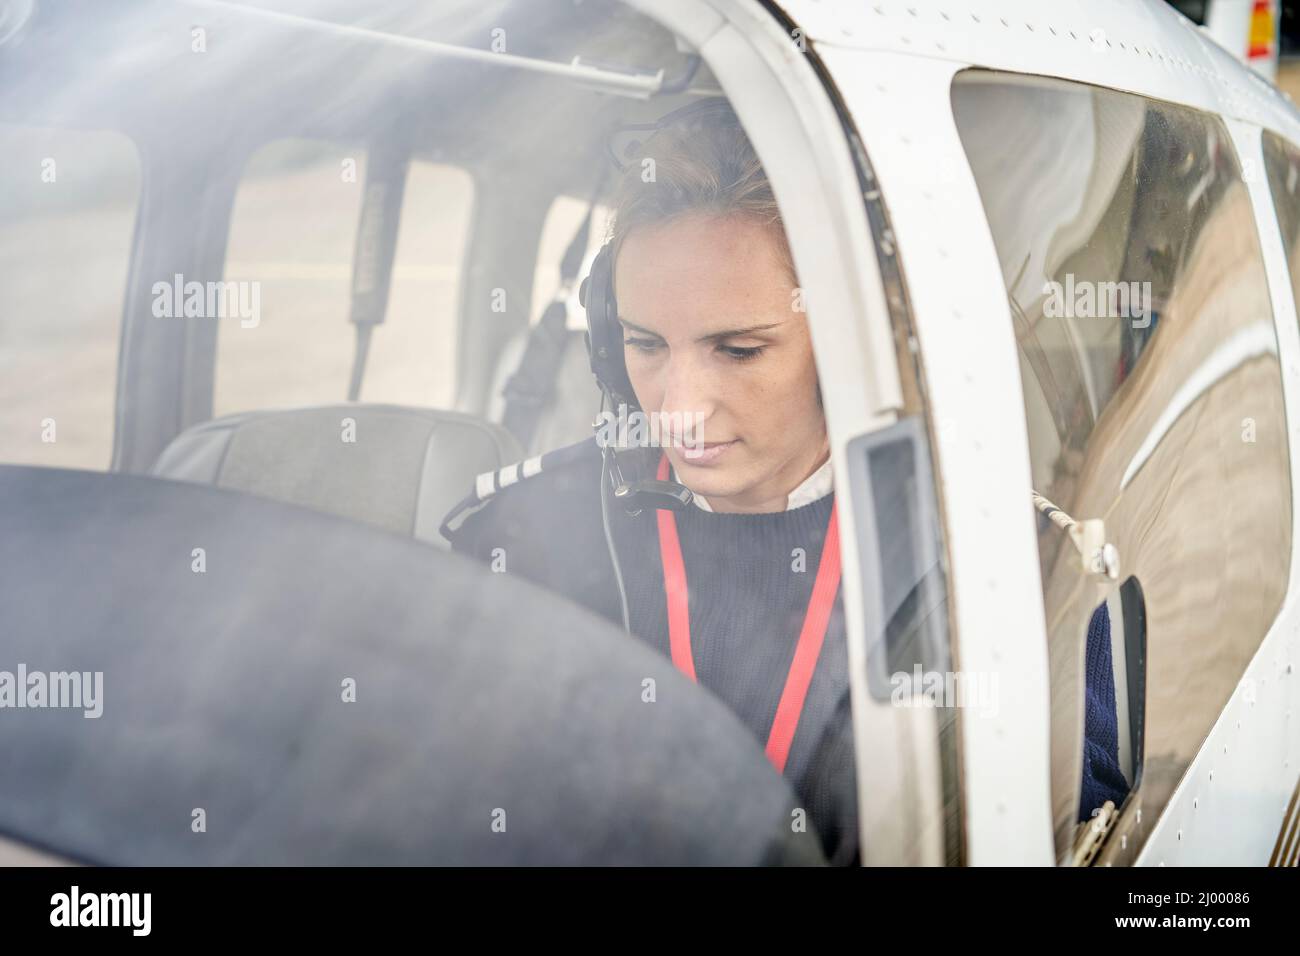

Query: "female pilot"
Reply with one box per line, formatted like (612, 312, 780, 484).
(445, 99, 858, 865)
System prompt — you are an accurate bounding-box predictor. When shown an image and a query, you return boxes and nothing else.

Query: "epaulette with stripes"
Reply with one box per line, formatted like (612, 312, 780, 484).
(438, 436, 597, 541)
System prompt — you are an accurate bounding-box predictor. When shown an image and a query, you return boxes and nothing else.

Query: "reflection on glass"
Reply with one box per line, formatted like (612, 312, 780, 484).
(954, 71, 1291, 863)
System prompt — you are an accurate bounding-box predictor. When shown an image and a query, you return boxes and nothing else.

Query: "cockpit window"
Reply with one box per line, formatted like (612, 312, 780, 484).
(0, 125, 140, 470)
(0, 0, 941, 867)
(216, 139, 472, 414)
(953, 70, 1292, 862)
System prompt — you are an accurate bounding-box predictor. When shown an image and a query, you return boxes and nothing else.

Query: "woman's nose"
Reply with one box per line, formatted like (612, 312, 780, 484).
(657, 354, 718, 430)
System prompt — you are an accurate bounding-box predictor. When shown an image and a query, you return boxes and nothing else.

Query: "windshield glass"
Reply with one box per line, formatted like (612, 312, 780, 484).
(0, 0, 949, 867)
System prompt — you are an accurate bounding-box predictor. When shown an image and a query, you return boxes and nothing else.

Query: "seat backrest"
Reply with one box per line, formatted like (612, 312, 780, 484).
(151, 405, 521, 546)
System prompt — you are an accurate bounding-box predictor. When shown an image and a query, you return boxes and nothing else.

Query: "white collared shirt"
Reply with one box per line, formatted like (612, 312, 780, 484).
(674, 456, 834, 513)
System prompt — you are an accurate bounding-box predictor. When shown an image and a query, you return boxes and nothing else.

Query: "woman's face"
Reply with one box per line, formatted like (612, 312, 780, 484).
(614, 212, 828, 513)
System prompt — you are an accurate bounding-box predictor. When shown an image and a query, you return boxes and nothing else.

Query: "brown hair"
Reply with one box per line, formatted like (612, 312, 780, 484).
(606, 106, 797, 283)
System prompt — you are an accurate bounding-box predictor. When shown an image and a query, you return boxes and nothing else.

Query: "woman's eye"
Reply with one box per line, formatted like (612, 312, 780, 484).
(720, 344, 765, 362)
(624, 336, 663, 353)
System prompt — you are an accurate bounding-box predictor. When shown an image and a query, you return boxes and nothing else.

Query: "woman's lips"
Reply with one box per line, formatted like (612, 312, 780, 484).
(678, 439, 738, 466)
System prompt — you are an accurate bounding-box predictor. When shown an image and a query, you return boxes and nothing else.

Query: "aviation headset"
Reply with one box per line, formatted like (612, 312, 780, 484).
(577, 98, 743, 628)
(579, 96, 741, 414)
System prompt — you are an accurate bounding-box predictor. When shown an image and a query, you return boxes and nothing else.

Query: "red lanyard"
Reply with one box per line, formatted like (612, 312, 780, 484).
(653, 454, 842, 773)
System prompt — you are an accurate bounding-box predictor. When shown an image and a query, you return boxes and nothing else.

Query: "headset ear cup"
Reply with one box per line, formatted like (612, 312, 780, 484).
(583, 245, 609, 374)
(602, 287, 636, 410)
(582, 242, 639, 409)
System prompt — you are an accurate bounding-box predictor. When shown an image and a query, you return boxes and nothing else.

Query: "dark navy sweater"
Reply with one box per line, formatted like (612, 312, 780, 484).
(1079, 602, 1130, 821)
(445, 440, 859, 865)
